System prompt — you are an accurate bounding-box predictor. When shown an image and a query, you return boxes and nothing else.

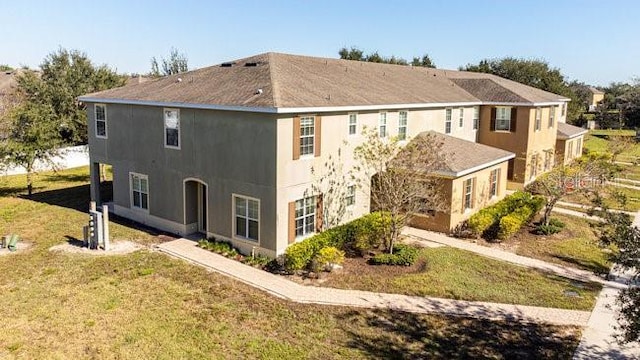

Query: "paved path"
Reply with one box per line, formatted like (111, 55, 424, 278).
(402, 227, 624, 289)
(556, 201, 636, 217)
(155, 238, 590, 326)
(552, 207, 605, 222)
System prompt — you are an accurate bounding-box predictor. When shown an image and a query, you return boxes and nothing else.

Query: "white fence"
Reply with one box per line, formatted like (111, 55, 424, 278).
(3, 145, 89, 175)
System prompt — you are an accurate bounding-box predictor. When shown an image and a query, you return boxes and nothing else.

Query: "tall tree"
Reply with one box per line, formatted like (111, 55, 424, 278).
(150, 48, 189, 77)
(461, 57, 583, 122)
(0, 64, 13, 71)
(353, 129, 448, 253)
(338, 47, 436, 68)
(16, 49, 126, 144)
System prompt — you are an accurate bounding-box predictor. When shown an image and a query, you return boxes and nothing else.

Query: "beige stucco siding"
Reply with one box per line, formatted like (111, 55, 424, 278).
(556, 135, 584, 164)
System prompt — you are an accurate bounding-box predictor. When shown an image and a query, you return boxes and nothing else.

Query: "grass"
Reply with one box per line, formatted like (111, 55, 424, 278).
(506, 214, 613, 276)
(0, 166, 583, 359)
(588, 129, 636, 137)
(618, 164, 640, 181)
(583, 131, 640, 163)
(563, 185, 640, 211)
(322, 247, 600, 311)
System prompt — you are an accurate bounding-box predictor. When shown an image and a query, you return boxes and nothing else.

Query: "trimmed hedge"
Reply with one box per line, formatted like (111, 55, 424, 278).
(284, 212, 390, 271)
(369, 244, 419, 266)
(467, 191, 545, 240)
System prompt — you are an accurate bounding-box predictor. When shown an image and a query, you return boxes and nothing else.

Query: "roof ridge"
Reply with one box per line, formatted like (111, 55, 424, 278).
(266, 53, 280, 108)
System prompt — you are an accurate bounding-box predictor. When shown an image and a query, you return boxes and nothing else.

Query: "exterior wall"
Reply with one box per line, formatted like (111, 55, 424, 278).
(556, 135, 584, 164)
(411, 162, 510, 233)
(477, 105, 557, 188)
(87, 103, 279, 256)
(590, 93, 605, 108)
(275, 106, 479, 254)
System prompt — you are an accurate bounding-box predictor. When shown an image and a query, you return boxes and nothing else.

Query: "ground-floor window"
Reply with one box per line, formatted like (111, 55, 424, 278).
(463, 178, 474, 210)
(130, 173, 148, 210)
(234, 195, 259, 242)
(345, 185, 356, 206)
(295, 196, 316, 237)
(489, 169, 499, 197)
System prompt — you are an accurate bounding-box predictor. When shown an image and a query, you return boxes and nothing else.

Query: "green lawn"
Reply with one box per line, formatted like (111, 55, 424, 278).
(563, 185, 640, 211)
(507, 214, 613, 276)
(0, 167, 582, 359)
(322, 247, 600, 311)
(588, 129, 636, 137)
(583, 132, 640, 163)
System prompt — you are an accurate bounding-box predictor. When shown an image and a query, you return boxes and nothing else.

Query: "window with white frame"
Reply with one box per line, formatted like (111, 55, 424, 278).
(295, 196, 316, 237)
(544, 152, 553, 170)
(348, 113, 357, 135)
(398, 111, 408, 140)
(576, 138, 582, 156)
(531, 154, 539, 179)
(234, 195, 259, 242)
(130, 173, 149, 210)
(299, 116, 315, 156)
(535, 107, 542, 131)
(95, 104, 107, 138)
(548, 106, 555, 128)
(561, 103, 567, 116)
(463, 178, 474, 210)
(473, 106, 479, 130)
(164, 109, 180, 148)
(489, 169, 499, 197)
(495, 107, 511, 131)
(379, 112, 387, 138)
(445, 108, 452, 134)
(459, 108, 464, 127)
(345, 185, 356, 206)
(568, 141, 574, 159)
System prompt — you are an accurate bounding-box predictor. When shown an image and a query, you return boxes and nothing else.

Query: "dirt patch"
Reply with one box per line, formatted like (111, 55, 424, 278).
(49, 240, 142, 255)
(0, 242, 31, 256)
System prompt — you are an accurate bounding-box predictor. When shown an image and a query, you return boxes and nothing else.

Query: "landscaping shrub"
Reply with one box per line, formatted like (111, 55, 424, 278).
(497, 206, 533, 240)
(198, 238, 238, 257)
(467, 209, 495, 236)
(535, 224, 563, 235)
(369, 244, 419, 266)
(548, 218, 566, 229)
(466, 191, 544, 239)
(312, 246, 345, 272)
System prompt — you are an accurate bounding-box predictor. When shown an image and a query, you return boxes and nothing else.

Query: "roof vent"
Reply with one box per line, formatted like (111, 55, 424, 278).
(244, 62, 259, 67)
(221, 62, 235, 67)
(255, 88, 263, 95)
(177, 78, 182, 83)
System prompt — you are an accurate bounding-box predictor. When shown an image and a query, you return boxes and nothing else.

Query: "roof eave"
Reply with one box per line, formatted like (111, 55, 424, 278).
(433, 153, 516, 178)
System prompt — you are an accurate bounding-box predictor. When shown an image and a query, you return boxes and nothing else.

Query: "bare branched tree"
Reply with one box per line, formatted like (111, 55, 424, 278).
(353, 129, 449, 253)
(608, 135, 636, 163)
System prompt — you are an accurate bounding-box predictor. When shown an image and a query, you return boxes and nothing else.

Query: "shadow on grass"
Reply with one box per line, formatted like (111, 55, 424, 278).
(42, 173, 90, 183)
(64, 235, 85, 248)
(337, 309, 586, 360)
(552, 254, 611, 277)
(0, 186, 45, 197)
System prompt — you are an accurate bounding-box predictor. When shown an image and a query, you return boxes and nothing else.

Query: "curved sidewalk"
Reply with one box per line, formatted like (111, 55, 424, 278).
(156, 238, 590, 327)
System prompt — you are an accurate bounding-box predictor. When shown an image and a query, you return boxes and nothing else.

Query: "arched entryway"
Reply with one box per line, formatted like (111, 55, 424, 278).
(184, 179, 208, 235)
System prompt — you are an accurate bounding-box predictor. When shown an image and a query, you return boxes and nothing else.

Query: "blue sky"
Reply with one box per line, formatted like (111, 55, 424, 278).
(1, 0, 638, 86)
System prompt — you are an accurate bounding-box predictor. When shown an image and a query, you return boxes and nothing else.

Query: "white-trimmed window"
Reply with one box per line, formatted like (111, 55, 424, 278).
(548, 106, 555, 128)
(299, 116, 315, 156)
(348, 113, 357, 135)
(95, 104, 107, 138)
(234, 195, 259, 242)
(568, 142, 574, 159)
(379, 112, 387, 138)
(398, 111, 408, 140)
(544, 152, 553, 170)
(576, 138, 582, 156)
(489, 169, 499, 197)
(531, 154, 539, 179)
(445, 108, 452, 134)
(345, 185, 356, 206)
(295, 196, 316, 237)
(473, 106, 479, 130)
(562, 103, 567, 116)
(130, 173, 149, 210)
(535, 107, 542, 131)
(495, 107, 511, 131)
(458, 108, 464, 127)
(463, 178, 474, 210)
(164, 108, 180, 148)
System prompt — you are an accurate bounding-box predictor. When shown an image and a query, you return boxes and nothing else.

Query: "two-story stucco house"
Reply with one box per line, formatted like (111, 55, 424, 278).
(79, 52, 581, 257)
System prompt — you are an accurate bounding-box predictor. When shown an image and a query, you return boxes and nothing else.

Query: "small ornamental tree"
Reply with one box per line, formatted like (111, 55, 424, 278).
(607, 135, 636, 163)
(353, 129, 448, 253)
(527, 158, 607, 226)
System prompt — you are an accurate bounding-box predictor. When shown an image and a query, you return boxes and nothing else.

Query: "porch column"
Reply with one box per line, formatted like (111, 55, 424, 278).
(90, 161, 101, 205)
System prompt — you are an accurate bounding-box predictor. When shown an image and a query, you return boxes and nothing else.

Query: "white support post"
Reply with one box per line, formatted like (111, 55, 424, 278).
(90, 201, 96, 212)
(102, 205, 110, 251)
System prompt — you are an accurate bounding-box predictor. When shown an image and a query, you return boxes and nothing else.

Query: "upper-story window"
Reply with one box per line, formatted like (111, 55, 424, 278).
(445, 108, 452, 134)
(548, 106, 555, 128)
(495, 107, 511, 131)
(95, 104, 107, 138)
(473, 106, 479, 130)
(379, 112, 387, 138)
(458, 108, 464, 127)
(299, 116, 315, 156)
(348, 113, 357, 135)
(535, 107, 542, 131)
(164, 108, 180, 149)
(398, 111, 408, 140)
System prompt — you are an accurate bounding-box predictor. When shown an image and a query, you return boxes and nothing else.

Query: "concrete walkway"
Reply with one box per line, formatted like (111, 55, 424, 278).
(402, 227, 624, 289)
(155, 238, 590, 327)
(556, 201, 636, 217)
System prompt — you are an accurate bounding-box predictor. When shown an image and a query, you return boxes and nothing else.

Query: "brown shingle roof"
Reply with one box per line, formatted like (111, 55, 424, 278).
(557, 122, 588, 140)
(80, 52, 569, 111)
(410, 131, 515, 177)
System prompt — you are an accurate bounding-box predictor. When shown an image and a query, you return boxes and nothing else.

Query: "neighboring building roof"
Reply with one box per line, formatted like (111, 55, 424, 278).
(588, 86, 605, 94)
(557, 122, 588, 140)
(408, 131, 515, 178)
(79, 52, 570, 113)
